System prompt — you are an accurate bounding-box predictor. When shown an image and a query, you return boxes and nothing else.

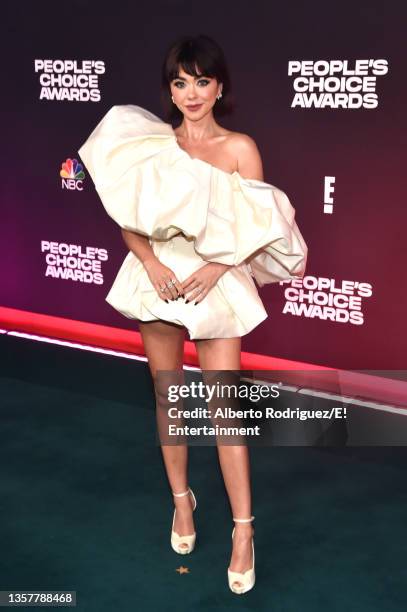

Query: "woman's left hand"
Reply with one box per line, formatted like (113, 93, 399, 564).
(181, 262, 231, 304)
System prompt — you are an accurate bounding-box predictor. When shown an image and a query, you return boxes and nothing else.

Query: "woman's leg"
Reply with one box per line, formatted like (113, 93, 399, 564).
(138, 320, 195, 548)
(194, 337, 254, 583)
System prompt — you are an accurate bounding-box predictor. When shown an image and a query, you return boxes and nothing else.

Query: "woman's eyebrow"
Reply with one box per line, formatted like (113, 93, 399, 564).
(173, 75, 207, 81)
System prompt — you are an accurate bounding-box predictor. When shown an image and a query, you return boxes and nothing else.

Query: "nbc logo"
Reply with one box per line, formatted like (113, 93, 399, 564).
(60, 158, 85, 191)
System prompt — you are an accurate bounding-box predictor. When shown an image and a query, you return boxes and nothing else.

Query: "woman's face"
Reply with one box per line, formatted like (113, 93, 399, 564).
(170, 66, 222, 120)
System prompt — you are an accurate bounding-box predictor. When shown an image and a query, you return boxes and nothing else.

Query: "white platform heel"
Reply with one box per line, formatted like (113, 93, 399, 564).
(227, 515, 255, 594)
(171, 487, 197, 554)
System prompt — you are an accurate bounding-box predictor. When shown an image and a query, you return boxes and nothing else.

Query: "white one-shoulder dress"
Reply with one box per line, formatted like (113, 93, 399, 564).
(78, 105, 308, 340)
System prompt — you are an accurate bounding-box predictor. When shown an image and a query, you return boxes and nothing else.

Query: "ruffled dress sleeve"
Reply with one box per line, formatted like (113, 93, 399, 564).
(78, 104, 308, 288)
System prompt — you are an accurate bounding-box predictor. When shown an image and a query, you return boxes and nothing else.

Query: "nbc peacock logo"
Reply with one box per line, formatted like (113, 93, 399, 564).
(60, 158, 85, 191)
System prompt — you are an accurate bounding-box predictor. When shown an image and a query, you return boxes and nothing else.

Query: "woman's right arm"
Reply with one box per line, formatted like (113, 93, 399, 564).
(120, 229, 184, 300)
(120, 228, 158, 268)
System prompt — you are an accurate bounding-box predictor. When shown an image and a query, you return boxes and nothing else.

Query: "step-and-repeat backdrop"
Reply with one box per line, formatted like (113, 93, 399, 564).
(1, 1, 406, 369)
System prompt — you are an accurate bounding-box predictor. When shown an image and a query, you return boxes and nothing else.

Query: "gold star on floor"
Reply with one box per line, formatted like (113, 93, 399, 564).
(176, 565, 190, 574)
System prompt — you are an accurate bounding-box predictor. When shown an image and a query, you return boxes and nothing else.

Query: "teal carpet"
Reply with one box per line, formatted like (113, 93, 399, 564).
(1, 335, 406, 611)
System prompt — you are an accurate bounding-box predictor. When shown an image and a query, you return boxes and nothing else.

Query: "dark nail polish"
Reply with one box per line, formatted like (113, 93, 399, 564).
(165, 299, 169, 303)
(185, 299, 189, 304)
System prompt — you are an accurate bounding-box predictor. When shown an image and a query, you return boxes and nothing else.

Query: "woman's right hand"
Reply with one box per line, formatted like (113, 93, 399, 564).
(143, 257, 185, 301)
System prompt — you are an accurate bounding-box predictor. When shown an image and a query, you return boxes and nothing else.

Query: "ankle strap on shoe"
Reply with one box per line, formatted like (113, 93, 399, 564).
(232, 515, 255, 523)
(172, 487, 191, 497)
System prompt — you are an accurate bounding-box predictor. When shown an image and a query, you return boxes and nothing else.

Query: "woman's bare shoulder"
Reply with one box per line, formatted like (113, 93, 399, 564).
(224, 129, 259, 147)
(224, 130, 264, 180)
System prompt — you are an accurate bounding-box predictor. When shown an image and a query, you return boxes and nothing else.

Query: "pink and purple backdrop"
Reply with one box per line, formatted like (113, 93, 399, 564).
(1, 0, 406, 370)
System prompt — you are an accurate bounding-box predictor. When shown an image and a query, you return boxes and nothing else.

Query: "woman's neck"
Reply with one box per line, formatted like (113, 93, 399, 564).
(176, 113, 220, 142)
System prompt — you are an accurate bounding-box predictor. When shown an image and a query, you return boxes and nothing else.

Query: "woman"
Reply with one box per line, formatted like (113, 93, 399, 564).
(78, 34, 307, 595)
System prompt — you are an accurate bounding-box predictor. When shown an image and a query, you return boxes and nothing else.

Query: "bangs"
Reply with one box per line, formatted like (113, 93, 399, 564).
(166, 47, 217, 82)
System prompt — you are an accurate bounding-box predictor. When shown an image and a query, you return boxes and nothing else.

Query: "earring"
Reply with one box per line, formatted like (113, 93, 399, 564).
(171, 95, 175, 103)
(217, 92, 222, 100)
